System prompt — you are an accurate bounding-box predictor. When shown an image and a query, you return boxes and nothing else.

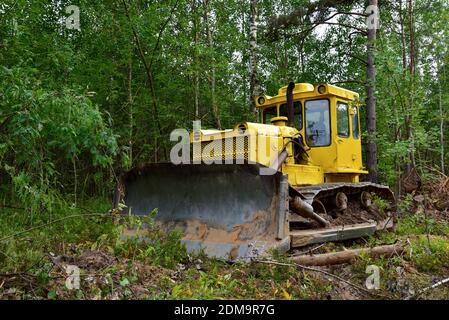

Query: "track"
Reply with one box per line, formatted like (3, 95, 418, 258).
(288, 182, 396, 247)
(291, 182, 396, 226)
(296, 182, 396, 206)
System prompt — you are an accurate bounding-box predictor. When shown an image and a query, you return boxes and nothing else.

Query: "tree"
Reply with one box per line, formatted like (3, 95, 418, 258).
(1, 0, 448, 207)
(365, 0, 378, 182)
(266, 0, 380, 181)
(204, 0, 222, 129)
(249, 0, 260, 115)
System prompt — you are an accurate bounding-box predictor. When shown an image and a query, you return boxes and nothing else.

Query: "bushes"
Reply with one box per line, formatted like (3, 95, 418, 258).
(0, 65, 118, 211)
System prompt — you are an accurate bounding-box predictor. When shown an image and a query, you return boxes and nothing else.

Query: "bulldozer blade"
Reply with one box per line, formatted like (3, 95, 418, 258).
(114, 163, 290, 260)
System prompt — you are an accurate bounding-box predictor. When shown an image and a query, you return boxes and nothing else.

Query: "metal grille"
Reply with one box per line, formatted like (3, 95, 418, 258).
(192, 136, 249, 163)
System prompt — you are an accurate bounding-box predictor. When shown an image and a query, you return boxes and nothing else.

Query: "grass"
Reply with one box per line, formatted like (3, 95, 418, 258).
(1, 197, 449, 300)
(396, 213, 449, 236)
(0, 198, 333, 299)
(0, 199, 114, 273)
(407, 236, 449, 273)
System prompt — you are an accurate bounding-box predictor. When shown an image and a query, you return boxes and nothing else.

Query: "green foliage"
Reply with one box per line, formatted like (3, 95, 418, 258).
(0, 65, 118, 211)
(396, 213, 449, 236)
(398, 194, 414, 214)
(366, 230, 398, 247)
(408, 237, 449, 273)
(95, 210, 188, 269)
(1, 0, 448, 207)
(372, 195, 390, 213)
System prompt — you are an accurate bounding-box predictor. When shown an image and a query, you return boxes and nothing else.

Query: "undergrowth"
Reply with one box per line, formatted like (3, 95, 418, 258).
(1, 197, 449, 300)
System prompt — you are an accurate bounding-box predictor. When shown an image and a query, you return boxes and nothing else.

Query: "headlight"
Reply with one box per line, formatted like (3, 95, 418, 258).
(236, 123, 247, 134)
(317, 85, 326, 94)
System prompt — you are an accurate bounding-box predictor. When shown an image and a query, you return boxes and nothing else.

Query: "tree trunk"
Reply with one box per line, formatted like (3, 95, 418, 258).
(365, 0, 378, 183)
(192, 0, 200, 119)
(439, 63, 445, 174)
(297, 39, 305, 75)
(405, 0, 416, 174)
(122, 0, 164, 160)
(249, 0, 259, 116)
(240, 8, 248, 112)
(399, 0, 407, 75)
(204, 0, 221, 129)
(398, 0, 407, 196)
(283, 35, 288, 83)
(128, 55, 133, 167)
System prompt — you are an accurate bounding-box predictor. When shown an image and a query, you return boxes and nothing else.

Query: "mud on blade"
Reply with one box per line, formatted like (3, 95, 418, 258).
(113, 163, 290, 260)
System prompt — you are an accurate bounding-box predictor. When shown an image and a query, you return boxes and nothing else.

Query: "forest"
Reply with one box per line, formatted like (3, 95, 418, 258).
(0, 0, 448, 300)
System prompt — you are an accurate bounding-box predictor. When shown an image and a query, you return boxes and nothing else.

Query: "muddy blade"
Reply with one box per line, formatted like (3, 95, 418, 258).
(115, 163, 289, 260)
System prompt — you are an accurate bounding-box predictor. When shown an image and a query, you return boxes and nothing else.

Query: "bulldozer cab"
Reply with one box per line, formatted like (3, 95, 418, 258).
(256, 83, 367, 185)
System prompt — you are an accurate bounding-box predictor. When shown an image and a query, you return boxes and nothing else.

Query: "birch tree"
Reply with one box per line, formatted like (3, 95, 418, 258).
(249, 0, 260, 115)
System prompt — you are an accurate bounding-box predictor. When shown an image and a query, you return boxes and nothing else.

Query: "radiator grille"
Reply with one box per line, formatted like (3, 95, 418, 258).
(192, 136, 249, 163)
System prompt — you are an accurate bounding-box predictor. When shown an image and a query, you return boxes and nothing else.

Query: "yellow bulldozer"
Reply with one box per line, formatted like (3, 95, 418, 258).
(114, 82, 395, 260)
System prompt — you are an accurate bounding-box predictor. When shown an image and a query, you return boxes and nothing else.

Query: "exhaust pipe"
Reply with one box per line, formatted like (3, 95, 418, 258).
(286, 82, 295, 127)
(270, 149, 289, 172)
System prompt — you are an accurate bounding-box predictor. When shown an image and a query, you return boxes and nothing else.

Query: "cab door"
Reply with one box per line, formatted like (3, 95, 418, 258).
(335, 100, 354, 169)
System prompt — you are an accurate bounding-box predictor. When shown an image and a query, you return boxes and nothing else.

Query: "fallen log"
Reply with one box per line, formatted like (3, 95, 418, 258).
(291, 244, 405, 266)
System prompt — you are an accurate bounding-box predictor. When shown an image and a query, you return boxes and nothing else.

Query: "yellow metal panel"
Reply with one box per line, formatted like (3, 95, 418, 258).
(283, 164, 324, 186)
(325, 173, 359, 183)
(256, 83, 359, 109)
(277, 83, 315, 96)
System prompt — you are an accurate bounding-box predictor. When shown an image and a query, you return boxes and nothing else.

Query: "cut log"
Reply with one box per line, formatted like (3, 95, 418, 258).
(291, 244, 404, 266)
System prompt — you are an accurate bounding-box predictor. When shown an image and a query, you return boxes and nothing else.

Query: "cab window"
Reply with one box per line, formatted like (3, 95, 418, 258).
(352, 106, 360, 139)
(336, 102, 349, 137)
(305, 99, 330, 147)
(263, 106, 277, 124)
(280, 102, 302, 129)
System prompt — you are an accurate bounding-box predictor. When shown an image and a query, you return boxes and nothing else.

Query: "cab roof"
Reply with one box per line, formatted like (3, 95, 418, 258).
(255, 83, 359, 108)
